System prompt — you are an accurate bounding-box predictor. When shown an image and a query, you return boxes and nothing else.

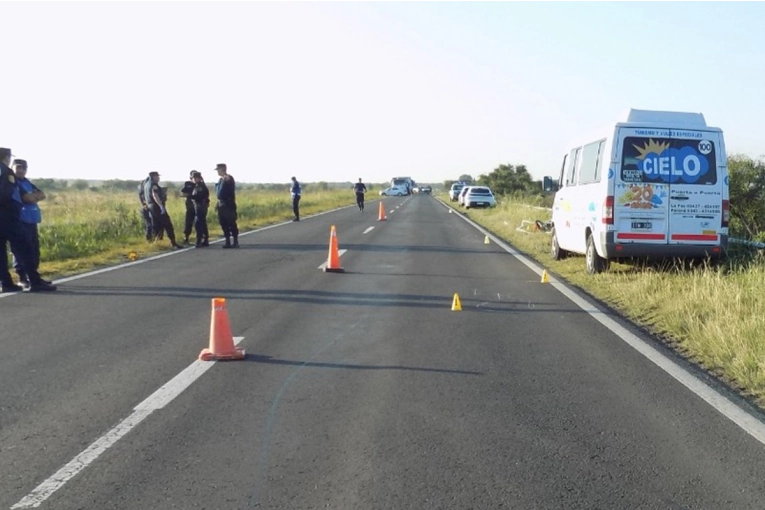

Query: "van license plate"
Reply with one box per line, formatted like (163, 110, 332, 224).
(631, 221, 652, 229)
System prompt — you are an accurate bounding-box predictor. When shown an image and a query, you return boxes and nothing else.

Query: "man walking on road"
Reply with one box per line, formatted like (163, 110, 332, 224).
(290, 176, 301, 222)
(144, 171, 181, 249)
(190, 171, 210, 247)
(215, 163, 239, 248)
(0, 148, 56, 292)
(354, 178, 367, 212)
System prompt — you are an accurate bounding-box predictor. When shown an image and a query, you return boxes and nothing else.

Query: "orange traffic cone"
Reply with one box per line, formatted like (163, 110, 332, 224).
(378, 201, 387, 221)
(324, 225, 345, 273)
(199, 297, 245, 361)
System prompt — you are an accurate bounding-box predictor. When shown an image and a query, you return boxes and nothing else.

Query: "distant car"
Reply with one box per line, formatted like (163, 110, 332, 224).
(458, 186, 472, 206)
(464, 186, 496, 209)
(421, 185, 432, 194)
(449, 183, 465, 201)
(379, 186, 406, 196)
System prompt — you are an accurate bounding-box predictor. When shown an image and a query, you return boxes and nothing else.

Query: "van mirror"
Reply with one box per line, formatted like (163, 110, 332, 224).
(543, 176, 558, 193)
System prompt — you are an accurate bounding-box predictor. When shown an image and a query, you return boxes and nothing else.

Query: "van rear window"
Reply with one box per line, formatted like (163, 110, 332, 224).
(621, 137, 716, 185)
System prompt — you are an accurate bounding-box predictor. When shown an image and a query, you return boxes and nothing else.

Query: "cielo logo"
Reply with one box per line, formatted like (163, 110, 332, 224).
(633, 139, 711, 184)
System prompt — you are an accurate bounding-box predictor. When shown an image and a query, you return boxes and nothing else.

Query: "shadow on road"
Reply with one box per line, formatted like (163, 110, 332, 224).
(244, 354, 482, 376)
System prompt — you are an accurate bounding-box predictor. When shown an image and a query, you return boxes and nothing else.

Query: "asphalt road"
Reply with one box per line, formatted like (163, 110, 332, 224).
(3, 195, 765, 509)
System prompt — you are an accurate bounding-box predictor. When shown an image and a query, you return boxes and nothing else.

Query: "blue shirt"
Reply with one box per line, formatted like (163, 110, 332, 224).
(291, 181, 301, 198)
(17, 177, 41, 224)
(215, 175, 236, 204)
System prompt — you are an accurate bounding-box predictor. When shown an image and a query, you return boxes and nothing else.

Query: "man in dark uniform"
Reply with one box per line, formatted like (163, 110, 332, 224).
(180, 170, 196, 245)
(215, 163, 239, 248)
(10, 159, 47, 289)
(190, 171, 210, 248)
(0, 147, 56, 292)
(144, 171, 181, 249)
(290, 176, 301, 222)
(354, 178, 367, 212)
(137, 175, 154, 241)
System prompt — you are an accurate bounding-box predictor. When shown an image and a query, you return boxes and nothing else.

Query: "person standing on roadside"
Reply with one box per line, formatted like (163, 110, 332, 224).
(180, 170, 196, 245)
(215, 163, 239, 248)
(290, 176, 301, 222)
(190, 171, 210, 247)
(144, 171, 181, 249)
(9, 159, 48, 288)
(353, 178, 367, 212)
(137, 174, 154, 241)
(0, 148, 56, 292)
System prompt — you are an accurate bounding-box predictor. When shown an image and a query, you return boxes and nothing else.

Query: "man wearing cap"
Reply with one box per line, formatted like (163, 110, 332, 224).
(9, 159, 48, 289)
(190, 171, 210, 248)
(144, 171, 181, 249)
(215, 163, 239, 248)
(290, 176, 301, 222)
(0, 148, 56, 292)
(180, 170, 196, 245)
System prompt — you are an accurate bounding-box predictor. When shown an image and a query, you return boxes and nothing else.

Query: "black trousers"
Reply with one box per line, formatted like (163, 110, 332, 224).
(11, 222, 39, 281)
(292, 195, 301, 219)
(194, 204, 209, 243)
(140, 207, 153, 241)
(217, 205, 238, 241)
(149, 204, 177, 245)
(356, 192, 365, 210)
(183, 200, 195, 238)
(1, 215, 42, 286)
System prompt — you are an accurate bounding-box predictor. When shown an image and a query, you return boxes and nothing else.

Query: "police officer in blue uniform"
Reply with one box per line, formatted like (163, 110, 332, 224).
(180, 170, 196, 245)
(354, 178, 367, 212)
(144, 171, 181, 249)
(0, 148, 56, 292)
(215, 163, 239, 248)
(190, 171, 210, 247)
(9, 159, 47, 288)
(291, 176, 301, 222)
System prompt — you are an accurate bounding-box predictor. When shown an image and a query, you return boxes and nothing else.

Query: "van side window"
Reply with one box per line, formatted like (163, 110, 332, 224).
(557, 154, 568, 188)
(566, 148, 580, 186)
(578, 139, 606, 184)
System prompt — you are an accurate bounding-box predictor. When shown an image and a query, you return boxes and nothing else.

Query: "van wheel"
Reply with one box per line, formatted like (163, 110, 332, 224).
(551, 228, 567, 260)
(586, 234, 609, 274)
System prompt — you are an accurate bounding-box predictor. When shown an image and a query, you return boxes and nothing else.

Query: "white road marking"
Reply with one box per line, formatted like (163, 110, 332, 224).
(363, 227, 375, 235)
(11, 337, 245, 509)
(317, 249, 347, 270)
(445, 200, 765, 447)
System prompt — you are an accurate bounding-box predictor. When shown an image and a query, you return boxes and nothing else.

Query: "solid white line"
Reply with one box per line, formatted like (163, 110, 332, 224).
(11, 337, 245, 509)
(317, 249, 347, 270)
(363, 227, 375, 235)
(445, 200, 765, 447)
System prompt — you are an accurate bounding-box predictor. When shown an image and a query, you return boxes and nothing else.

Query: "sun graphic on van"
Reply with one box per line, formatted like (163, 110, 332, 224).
(633, 139, 671, 160)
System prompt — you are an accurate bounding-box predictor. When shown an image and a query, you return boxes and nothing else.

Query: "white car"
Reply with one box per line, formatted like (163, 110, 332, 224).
(464, 186, 496, 209)
(457, 186, 472, 207)
(379, 186, 406, 196)
(449, 183, 465, 201)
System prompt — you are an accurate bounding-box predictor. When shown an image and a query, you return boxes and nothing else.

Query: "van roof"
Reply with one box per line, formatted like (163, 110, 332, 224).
(618, 108, 708, 128)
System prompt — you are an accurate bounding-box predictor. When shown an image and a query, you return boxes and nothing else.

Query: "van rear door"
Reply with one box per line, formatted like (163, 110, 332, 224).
(666, 132, 722, 246)
(615, 129, 671, 245)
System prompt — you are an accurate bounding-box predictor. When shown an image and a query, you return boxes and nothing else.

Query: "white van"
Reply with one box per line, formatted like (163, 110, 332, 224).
(544, 109, 729, 274)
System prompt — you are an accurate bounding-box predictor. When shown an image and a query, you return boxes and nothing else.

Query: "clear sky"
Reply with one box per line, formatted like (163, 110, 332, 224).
(3, 1, 765, 184)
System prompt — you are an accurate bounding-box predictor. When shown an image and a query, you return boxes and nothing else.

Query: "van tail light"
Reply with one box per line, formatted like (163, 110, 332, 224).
(722, 199, 730, 228)
(602, 196, 614, 225)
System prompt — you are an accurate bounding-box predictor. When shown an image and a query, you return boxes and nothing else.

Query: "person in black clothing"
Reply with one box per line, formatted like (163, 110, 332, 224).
(0, 147, 56, 292)
(215, 163, 239, 248)
(137, 176, 154, 241)
(144, 171, 181, 249)
(290, 176, 301, 222)
(353, 178, 367, 212)
(190, 171, 210, 247)
(180, 170, 196, 245)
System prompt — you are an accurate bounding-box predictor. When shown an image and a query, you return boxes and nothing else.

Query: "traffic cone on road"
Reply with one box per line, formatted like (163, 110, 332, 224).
(451, 293, 462, 311)
(199, 297, 245, 361)
(324, 225, 345, 273)
(378, 201, 387, 221)
(541, 270, 550, 283)
(484, 235, 490, 245)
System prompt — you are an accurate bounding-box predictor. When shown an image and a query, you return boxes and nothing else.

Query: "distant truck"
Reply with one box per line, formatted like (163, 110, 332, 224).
(391, 177, 414, 195)
(543, 108, 729, 274)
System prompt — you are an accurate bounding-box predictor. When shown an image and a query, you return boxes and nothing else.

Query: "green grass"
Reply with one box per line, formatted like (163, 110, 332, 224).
(445, 192, 765, 406)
